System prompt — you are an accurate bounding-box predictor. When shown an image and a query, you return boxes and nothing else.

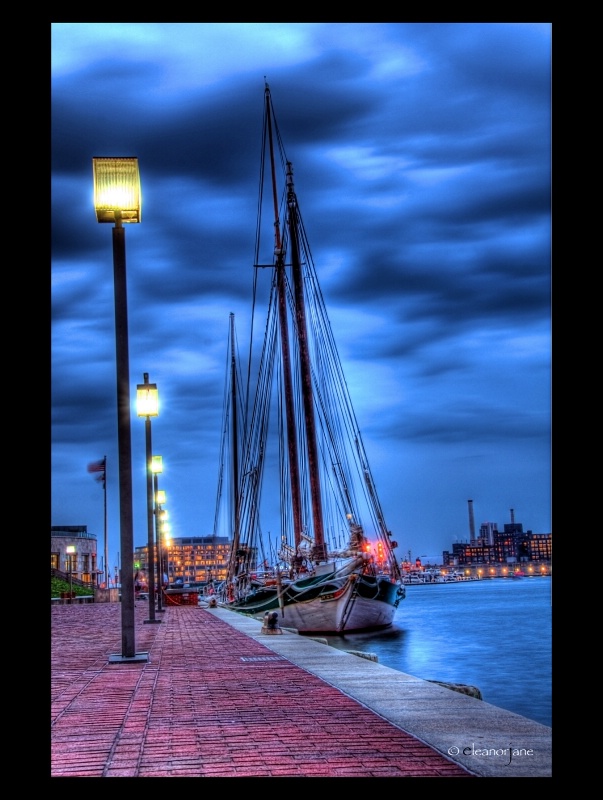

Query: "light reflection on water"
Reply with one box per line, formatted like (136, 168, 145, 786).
(321, 576, 552, 727)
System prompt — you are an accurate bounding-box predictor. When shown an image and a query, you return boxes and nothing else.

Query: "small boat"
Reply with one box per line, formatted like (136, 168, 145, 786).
(402, 572, 428, 585)
(214, 84, 405, 633)
(163, 586, 201, 606)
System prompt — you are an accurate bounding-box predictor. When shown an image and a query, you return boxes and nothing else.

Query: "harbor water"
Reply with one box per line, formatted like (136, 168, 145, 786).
(322, 575, 552, 727)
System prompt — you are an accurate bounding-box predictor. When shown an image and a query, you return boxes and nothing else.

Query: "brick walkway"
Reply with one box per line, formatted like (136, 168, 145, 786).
(51, 603, 474, 777)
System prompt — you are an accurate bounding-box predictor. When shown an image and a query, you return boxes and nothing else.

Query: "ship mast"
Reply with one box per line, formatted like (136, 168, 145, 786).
(265, 84, 327, 563)
(265, 84, 326, 564)
(265, 85, 304, 559)
(226, 312, 241, 581)
(285, 161, 327, 562)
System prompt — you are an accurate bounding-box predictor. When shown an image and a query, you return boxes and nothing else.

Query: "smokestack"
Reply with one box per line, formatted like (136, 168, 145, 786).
(510, 508, 515, 524)
(468, 500, 476, 544)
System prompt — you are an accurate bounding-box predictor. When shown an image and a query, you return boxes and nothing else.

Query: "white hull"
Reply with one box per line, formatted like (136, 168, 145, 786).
(277, 592, 397, 633)
(238, 573, 401, 634)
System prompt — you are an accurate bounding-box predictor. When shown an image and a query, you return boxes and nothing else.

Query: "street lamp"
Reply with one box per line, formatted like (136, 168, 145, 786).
(66, 545, 76, 602)
(152, 456, 164, 612)
(93, 157, 148, 663)
(137, 373, 161, 625)
(158, 502, 168, 586)
(162, 520, 172, 583)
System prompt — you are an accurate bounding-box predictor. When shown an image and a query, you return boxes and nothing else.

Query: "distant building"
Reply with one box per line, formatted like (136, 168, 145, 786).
(51, 525, 99, 584)
(135, 535, 231, 585)
(478, 522, 497, 546)
(443, 506, 551, 567)
(443, 526, 551, 566)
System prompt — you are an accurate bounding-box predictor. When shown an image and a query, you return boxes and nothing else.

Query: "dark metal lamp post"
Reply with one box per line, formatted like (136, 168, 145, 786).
(157, 495, 167, 589)
(66, 545, 76, 602)
(161, 513, 171, 584)
(137, 373, 161, 625)
(152, 458, 164, 611)
(93, 156, 148, 663)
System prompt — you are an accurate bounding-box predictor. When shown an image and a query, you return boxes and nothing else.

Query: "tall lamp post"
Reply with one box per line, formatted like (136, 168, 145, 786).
(66, 545, 76, 602)
(152, 469, 164, 612)
(162, 521, 171, 584)
(158, 502, 168, 588)
(137, 373, 161, 625)
(93, 157, 148, 663)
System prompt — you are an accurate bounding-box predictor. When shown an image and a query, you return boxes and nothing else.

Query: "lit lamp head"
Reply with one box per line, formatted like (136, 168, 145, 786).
(136, 374, 159, 418)
(156, 490, 167, 507)
(151, 455, 163, 475)
(93, 157, 141, 224)
(163, 518, 171, 543)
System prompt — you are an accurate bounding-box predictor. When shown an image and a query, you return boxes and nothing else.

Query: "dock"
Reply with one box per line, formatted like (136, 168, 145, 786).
(51, 600, 551, 778)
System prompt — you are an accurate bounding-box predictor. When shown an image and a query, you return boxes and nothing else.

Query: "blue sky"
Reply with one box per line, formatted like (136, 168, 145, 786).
(51, 23, 551, 572)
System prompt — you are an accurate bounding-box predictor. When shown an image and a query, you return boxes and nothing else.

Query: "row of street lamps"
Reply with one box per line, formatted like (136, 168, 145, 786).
(135, 383, 172, 619)
(136, 373, 161, 625)
(93, 157, 172, 662)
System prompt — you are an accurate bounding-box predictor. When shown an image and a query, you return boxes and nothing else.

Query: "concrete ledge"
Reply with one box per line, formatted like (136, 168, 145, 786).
(346, 649, 378, 662)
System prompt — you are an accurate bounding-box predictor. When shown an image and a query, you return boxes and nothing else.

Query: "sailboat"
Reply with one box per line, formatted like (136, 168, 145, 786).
(215, 83, 405, 634)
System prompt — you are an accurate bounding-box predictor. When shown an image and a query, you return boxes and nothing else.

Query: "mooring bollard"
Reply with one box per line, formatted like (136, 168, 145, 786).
(261, 610, 282, 634)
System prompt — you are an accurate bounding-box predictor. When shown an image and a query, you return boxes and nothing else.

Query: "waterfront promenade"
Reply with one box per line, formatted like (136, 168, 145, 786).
(51, 600, 552, 778)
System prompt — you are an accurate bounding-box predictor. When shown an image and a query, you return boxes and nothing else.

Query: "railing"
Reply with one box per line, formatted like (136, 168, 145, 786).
(51, 594, 95, 605)
(51, 567, 95, 590)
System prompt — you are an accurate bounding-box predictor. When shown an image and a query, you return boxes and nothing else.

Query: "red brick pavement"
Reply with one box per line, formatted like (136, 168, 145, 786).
(51, 603, 474, 777)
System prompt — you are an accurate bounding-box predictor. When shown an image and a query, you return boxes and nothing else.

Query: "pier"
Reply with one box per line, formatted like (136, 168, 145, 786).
(51, 601, 551, 778)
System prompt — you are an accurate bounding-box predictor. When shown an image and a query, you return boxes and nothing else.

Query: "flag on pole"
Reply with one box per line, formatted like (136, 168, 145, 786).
(88, 457, 106, 488)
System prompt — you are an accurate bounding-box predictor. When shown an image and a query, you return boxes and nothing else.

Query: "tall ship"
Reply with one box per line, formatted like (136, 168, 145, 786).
(214, 84, 405, 633)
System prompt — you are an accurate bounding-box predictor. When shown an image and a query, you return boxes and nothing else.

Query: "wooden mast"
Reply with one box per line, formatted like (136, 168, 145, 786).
(265, 84, 304, 559)
(230, 312, 240, 552)
(227, 312, 241, 582)
(284, 160, 327, 562)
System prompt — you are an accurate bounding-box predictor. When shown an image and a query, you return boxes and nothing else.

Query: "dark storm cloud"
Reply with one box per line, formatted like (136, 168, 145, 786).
(51, 23, 551, 565)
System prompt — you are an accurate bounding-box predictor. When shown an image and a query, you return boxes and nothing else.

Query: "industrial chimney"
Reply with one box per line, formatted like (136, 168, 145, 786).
(510, 508, 515, 524)
(468, 499, 476, 544)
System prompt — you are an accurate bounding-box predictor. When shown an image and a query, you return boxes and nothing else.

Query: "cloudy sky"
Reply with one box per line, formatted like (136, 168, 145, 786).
(51, 23, 551, 573)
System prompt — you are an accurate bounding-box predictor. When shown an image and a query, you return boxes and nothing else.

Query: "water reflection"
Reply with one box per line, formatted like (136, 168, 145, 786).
(319, 577, 552, 726)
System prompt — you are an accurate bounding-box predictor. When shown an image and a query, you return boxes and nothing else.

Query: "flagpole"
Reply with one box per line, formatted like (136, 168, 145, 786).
(88, 456, 109, 588)
(103, 455, 108, 590)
